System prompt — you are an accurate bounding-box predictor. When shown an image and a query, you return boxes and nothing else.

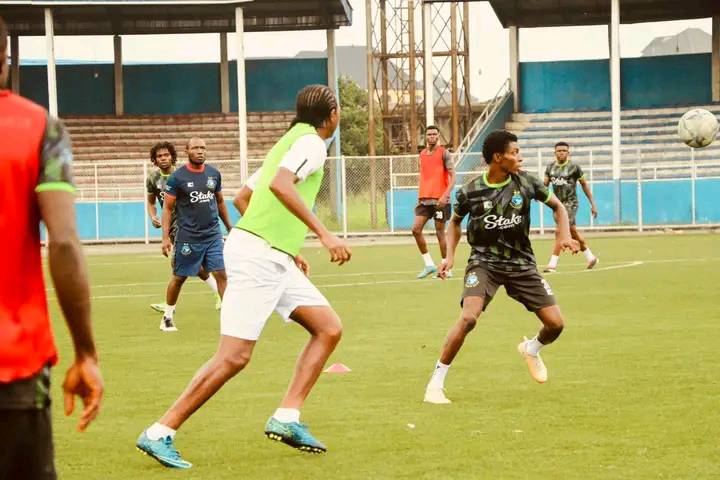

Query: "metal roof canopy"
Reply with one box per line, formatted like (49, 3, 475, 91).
(0, 0, 352, 35)
(427, 0, 720, 28)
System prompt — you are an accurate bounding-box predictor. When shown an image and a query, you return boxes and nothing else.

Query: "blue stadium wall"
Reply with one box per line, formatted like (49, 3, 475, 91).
(44, 178, 720, 242)
(519, 53, 712, 113)
(16, 58, 328, 114)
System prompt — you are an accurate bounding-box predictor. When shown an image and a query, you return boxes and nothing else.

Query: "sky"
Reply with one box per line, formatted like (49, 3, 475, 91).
(9, 1, 713, 100)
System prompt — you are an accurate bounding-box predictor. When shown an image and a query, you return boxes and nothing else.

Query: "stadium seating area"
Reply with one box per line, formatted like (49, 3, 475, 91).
(64, 111, 293, 163)
(506, 105, 720, 171)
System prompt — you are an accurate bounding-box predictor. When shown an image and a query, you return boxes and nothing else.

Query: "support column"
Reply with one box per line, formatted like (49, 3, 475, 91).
(610, 0, 622, 223)
(407, 0, 418, 152)
(220, 32, 230, 114)
(422, 1, 434, 127)
(10, 34, 19, 94)
(366, 0, 376, 157)
(44, 8, 58, 117)
(235, 7, 248, 182)
(326, 29, 343, 221)
(450, 2, 459, 149)
(508, 25, 519, 112)
(113, 34, 124, 116)
(712, 16, 719, 102)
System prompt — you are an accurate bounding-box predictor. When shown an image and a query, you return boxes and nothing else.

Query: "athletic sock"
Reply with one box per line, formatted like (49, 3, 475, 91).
(164, 304, 176, 319)
(548, 255, 559, 268)
(203, 275, 219, 293)
(427, 360, 450, 389)
(525, 336, 544, 356)
(273, 408, 300, 424)
(146, 422, 176, 441)
(583, 248, 596, 261)
(422, 253, 434, 268)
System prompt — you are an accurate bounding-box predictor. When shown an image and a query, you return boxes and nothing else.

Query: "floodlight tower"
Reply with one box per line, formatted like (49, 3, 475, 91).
(365, 0, 472, 155)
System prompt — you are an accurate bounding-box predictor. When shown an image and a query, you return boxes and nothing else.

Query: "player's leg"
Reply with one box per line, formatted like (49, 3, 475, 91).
(161, 243, 202, 331)
(137, 230, 281, 469)
(424, 265, 498, 404)
(150, 233, 176, 313)
(570, 225, 598, 269)
(265, 266, 336, 452)
(506, 269, 559, 383)
(161, 274, 187, 332)
(433, 211, 450, 277)
(197, 266, 221, 310)
(137, 335, 257, 469)
(412, 207, 436, 278)
(200, 238, 226, 306)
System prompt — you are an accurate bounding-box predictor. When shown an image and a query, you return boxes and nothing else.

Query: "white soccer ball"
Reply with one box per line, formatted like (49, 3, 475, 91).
(677, 108, 719, 148)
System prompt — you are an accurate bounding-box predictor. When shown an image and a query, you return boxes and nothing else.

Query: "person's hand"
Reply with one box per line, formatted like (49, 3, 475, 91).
(437, 194, 450, 209)
(62, 356, 104, 432)
(161, 237, 173, 257)
(558, 238, 580, 254)
(151, 216, 161, 228)
(295, 254, 310, 276)
(591, 204, 598, 219)
(438, 258, 454, 280)
(319, 233, 352, 266)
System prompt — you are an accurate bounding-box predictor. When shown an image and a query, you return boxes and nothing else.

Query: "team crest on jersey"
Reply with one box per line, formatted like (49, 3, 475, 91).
(180, 243, 192, 256)
(510, 190, 523, 209)
(483, 200, 493, 210)
(465, 272, 480, 288)
(206, 177, 217, 189)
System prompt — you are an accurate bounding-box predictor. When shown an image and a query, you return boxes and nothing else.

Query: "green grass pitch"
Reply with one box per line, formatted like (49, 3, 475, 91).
(47, 233, 719, 479)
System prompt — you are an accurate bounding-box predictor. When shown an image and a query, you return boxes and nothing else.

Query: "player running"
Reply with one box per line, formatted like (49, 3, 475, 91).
(136, 85, 351, 468)
(412, 125, 456, 278)
(145, 141, 221, 314)
(424, 130, 579, 405)
(543, 142, 599, 272)
(157, 138, 232, 332)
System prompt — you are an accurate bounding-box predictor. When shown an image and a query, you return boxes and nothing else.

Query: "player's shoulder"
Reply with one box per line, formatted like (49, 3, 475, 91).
(459, 173, 484, 194)
(4, 91, 48, 118)
(515, 170, 543, 189)
(293, 133, 326, 151)
(204, 163, 222, 175)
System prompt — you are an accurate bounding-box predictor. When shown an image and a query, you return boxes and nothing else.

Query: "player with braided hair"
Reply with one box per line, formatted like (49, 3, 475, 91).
(137, 85, 350, 467)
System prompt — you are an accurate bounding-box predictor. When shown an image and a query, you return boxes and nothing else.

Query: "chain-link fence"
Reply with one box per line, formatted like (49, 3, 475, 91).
(70, 148, 720, 242)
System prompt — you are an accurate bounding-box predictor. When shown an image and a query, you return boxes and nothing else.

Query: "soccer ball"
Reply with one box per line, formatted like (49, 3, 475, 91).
(677, 108, 719, 148)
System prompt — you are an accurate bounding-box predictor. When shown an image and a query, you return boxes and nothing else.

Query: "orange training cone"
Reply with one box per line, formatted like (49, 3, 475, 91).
(324, 363, 351, 373)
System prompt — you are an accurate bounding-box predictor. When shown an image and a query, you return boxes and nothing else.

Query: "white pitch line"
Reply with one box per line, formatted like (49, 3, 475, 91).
(47, 259, 650, 301)
(45, 257, 720, 292)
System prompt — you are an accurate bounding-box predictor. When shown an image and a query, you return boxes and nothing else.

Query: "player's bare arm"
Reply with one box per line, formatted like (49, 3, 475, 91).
(147, 193, 161, 228)
(579, 177, 598, 218)
(37, 190, 103, 432)
(215, 191, 233, 231)
(438, 169, 456, 208)
(270, 167, 351, 265)
(233, 185, 253, 215)
(162, 194, 176, 257)
(438, 214, 463, 278)
(545, 195, 580, 253)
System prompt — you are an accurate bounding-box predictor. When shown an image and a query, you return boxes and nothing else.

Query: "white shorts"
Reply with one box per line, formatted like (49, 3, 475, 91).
(220, 229, 330, 340)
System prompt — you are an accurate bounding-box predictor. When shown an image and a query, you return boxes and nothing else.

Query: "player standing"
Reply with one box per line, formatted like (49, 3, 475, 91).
(412, 126, 456, 278)
(0, 16, 103, 478)
(137, 85, 351, 468)
(424, 130, 579, 404)
(157, 138, 232, 331)
(145, 141, 221, 314)
(543, 142, 599, 272)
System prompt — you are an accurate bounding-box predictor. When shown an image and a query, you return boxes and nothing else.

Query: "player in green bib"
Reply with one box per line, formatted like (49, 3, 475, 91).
(137, 85, 351, 468)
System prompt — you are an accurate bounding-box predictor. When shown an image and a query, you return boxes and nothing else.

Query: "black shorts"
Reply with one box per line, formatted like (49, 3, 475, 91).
(415, 203, 452, 222)
(0, 367, 56, 480)
(564, 203, 578, 226)
(461, 263, 556, 313)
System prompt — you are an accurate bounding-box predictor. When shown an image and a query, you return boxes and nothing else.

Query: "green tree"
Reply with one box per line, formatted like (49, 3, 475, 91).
(338, 76, 383, 156)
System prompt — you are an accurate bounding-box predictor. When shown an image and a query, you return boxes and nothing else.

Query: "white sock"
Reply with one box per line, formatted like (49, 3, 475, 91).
(548, 255, 559, 268)
(525, 336, 544, 356)
(273, 408, 300, 424)
(203, 275, 218, 293)
(422, 253, 434, 267)
(164, 304, 176, 319)
(583, 249, 595, 261)
(427, 360, 450, 389)
(146, 422, 176, 441)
